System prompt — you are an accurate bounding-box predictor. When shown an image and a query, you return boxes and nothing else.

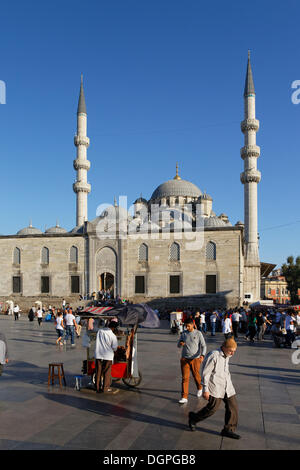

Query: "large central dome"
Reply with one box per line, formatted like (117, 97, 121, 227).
(150, 165, 202, 200)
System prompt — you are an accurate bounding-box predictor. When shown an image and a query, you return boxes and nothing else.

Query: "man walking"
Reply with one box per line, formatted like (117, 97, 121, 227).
(13, 304, 20, 321)
(177, 318, 207, 404)
(188, 337, 240, 439)
(95, 320, 119, 394)
(231, 310, 242, 339)
(64, 308, 77, 347)
(210, 311, 218, 336)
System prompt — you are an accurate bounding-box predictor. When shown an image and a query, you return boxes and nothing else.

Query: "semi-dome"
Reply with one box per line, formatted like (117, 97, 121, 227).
(45, 224, 67, 234)
(17, 224, 43, 236)
(204, 216, 228, 228)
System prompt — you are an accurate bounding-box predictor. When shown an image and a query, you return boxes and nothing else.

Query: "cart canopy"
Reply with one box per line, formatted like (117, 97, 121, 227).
(81, 303, 160, 328)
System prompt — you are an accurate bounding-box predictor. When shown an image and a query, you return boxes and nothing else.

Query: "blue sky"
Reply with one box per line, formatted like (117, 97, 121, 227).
(0, 0, 299, 268)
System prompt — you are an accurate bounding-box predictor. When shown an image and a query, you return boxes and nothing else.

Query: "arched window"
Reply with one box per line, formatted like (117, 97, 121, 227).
(13, 247, 21, 265)
(70, 246, 78, 264)
(206, 241, 216, 260)
(41, 247, 49, 264)
(170, 242, 180, 261)
(138, 243, 148, 262)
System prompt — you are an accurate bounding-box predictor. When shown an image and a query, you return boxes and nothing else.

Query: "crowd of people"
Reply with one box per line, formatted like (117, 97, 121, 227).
(170, 306, 300, 348)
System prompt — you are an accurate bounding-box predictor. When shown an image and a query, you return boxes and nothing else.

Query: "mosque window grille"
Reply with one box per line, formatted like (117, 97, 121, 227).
(206, 274, 217, 294)
(206, 241, 216, 260)
(13, 247, 21, 265)
(12, 276, 22, 293)
(170, 242, 180, 261)
(41, 247, 49, 265)
(135, 276, 145, 294)
(138, 243, 148, 262)
(71, 275, 80, 293)
(41, 276, 50, 293)
(70, 246, 78, 264)
(169, 275, 180, 294)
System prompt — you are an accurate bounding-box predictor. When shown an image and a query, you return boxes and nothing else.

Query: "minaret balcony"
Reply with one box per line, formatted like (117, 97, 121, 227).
(240, 145, 260, 159)
(241, 119, 259, 133)
(240, 170, 261, 184)
(74, 135, 90, 147)
(73, 159, 91, 171)
(73, 181, 91, 193)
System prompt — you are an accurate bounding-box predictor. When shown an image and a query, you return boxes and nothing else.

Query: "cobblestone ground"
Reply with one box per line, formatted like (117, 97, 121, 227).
(0, 315, 299, 450)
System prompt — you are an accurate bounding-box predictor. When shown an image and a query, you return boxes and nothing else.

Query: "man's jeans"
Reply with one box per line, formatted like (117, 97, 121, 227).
(211, 323, 216, 336)
(65, 325, 75, 345)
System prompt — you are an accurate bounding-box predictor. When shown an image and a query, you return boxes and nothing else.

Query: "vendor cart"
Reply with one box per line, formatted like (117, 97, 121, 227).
(80, 303, 160, 389)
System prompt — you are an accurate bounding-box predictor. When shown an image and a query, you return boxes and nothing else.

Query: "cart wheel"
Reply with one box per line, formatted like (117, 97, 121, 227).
(122, 370, 142, 388)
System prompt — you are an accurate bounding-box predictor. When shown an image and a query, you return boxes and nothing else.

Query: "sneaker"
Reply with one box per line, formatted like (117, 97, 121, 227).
(178, 397, 188, 404)
(188, 412, 197, 431)
(197, 389, 203, 398)
(104, 388, 119, 394)
(221, 429, 241, 440)
(71, 344, 76, 347)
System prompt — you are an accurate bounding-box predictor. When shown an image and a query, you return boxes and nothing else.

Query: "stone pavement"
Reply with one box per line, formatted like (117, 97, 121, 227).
(0, 315, 299, 450)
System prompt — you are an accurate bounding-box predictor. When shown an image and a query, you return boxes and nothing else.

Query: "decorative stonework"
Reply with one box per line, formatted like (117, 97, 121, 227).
(241, 118, 259, 132)
(73, 181, 91, 194)
(240, 145, 260, 159)
(73, 159, 91, 171)
(74, 135, 90, 147)
(240, 170, 261, 184)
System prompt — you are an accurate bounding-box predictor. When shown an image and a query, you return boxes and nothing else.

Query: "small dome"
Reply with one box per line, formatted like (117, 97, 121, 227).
(198, 193, 213, 201)
(17, 224, 43, 235)
(204, 216, 227, 228)
(69, 225, 84, 234)
(45, 224, 67, 234)
(134, 197, 148, 205)
(235, 221, 244, 226)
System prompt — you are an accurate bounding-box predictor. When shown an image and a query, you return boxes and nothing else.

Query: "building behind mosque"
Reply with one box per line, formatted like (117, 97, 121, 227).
(0, 55, 263, 310)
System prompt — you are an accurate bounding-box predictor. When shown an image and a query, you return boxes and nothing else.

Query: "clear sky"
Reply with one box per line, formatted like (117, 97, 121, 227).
(0, 0, 299, 268)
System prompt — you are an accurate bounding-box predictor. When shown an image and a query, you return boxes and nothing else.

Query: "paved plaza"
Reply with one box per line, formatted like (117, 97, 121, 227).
(0, 315, 299, 451)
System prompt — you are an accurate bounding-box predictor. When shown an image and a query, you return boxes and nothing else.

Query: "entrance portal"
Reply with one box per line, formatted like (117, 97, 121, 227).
(99, 272, 114, 297)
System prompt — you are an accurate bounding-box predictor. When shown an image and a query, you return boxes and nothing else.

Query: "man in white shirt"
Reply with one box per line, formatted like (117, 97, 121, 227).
(200, 313, 207, 334)
(95, 321, 119, 394)
(37, 308, 43, 326)
(13, 304, 20, 321)
(231, 311, 242, 339)
(64, 309, 77, 346)
(188, 337, 240, 440)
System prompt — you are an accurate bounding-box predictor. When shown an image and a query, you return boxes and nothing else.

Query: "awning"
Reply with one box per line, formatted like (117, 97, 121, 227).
(260, 262, 277, 278)
(83, 306, 113, 315)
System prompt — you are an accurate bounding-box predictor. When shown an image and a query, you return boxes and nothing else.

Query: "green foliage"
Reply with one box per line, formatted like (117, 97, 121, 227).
(282, 256, 300, 305)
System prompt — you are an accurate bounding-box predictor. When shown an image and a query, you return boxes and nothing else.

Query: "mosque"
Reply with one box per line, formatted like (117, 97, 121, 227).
(0, 54, 262, 309)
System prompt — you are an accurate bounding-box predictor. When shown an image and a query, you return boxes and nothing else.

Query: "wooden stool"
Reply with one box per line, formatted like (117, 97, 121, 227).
(48, 363, 66, 387)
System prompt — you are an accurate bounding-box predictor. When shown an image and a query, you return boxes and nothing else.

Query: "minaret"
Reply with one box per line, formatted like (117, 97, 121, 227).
(240, 52, 261, 300)
(73, 75, 91, 227)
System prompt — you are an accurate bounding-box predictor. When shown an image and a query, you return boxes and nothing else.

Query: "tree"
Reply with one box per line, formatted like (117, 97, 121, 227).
(282, 256, 300, 305)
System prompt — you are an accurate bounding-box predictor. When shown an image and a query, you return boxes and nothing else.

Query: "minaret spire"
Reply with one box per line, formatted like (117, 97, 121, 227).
(73, 75, 91, 227)
(77, 74, 87, 114)
(244, 50, 255, 97)
(240, 52, 261, 301)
